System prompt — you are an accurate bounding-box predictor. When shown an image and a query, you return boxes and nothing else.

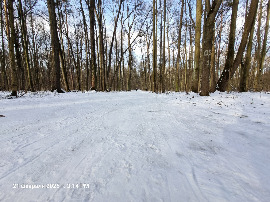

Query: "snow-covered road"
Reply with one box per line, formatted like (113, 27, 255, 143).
(0, 91, 269, 202)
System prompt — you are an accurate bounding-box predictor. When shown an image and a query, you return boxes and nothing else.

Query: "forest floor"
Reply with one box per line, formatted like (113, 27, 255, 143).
(0, 90, 269, 202)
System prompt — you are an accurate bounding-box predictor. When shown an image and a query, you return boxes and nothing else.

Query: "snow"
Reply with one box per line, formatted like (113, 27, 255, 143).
(0, 90, 269, 202)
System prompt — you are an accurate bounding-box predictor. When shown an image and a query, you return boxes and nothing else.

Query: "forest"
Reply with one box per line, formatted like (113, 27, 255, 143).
(1, 0, 270, 96)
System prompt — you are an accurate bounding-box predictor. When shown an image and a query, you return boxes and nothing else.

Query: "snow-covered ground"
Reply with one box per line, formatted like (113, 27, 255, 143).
(0, 90, 269, 202)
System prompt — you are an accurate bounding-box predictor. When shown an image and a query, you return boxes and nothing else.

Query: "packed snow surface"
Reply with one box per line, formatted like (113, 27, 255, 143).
(0, 91, 269, 202)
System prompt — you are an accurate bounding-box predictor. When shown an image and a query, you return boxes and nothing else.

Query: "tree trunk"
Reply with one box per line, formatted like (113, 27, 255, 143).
(121, 14, 124, 90)
(146, 33, 151, 91)
(14, 24, 25, 91)
(127, 6, 132, 91)
(191, 0, 202, 93)
(18, 0, 34, 91)
(216, 0, 258, 92)
(29, 9, 39, 90)
(216, 10, 223, 81)
(159, 0, 163, 93)
(239, 10, 256, 92)
(152, 0, 157, 93)
(96, 0, 106, 91)
(257, 0, 270, 91)
(0, 0, 8, 90)
(64, 4, 74, 90)
(189, 13, 194, 93)
(184, 25, 187, 93)
(107, 0, 123, 89)
(254, 0, 263, 90)
(176, 0, 184, 92)
(65, 32, 78, 91)
(75, 28, 81, 91)
(47, 0, 62, 93)
(162, 0, 166, 93)
(200, 0, 222, 96)
(4, 0, 18, 96)
(57, 1, 69, 92)
(85, 0, 97, 90)
(80, 0, 89, 91)
(210, 34, 216, 92)
(167, 20, 171, 91)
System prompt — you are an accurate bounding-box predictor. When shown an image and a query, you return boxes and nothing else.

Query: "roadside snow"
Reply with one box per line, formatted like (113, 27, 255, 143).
(0, 91, 269, 202)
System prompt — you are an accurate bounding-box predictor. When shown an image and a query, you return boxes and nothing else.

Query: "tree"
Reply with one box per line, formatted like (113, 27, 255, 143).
(191, 0, 202, 93)
(127, 5, 132, 91)
(175, 0, 185, 92)
(4, 0, 18, 96)
(86, 0, 97, 90)
(57, 0, 70, 92)
(18, 0, 34, 91)
(14, 24, 24, 90)
(1, 0, 269, 93)
(161, 0, 166, 93)
(200, 0, 222, 96)
(216, 0, 259, 92)
(107, 0, 123, 90)
(239, 0, 256, 92)
(47, 0, 63, 93)
(96, 0, 106, 91)
(0, 0, 8, 90)
(152, 0, 157, 93)
(256, 0, 270, 90)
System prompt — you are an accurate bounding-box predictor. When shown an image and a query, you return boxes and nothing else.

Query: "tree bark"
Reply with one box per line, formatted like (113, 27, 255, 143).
(18, 0, 34, 91)
(29, 9, 39, 90)
(200, 0, 222, 96)
(85, 0, 97, 90)
(257, 0, 270, 90)
(175, 0, 184, 92)
(216, 10, 223, 82)
(107, 0, 123, 89)
(191, 0, 202, 93)
(127, 6, 132, 91)
(152, 0, 157, 93)
(47, 0, 62, 93)
(75, 28, 81, 91)
(64, 4, 74, 90)
(239, 10, 255, 92)
(210, 33, 216, 92)
(0, 0, 8, 90)
(167, 20, 171, 91)
(254, 0, 263, 90)
(14, 25, 25, 91)
(57, 1, 69, 92)
(4, 0, 18, 96)
(216, 0, 258, 92)
(162, 0, 166, 93)
(97, 0, 106, 91)
(79, 0, 89, 91)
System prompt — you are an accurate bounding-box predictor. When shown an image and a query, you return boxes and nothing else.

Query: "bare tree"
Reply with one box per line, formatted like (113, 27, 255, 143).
(0, 0, 8, 90)
(216, 0, 259, 92)
(191, 0, 202, 93)
(4, 0, 18, 96)
(47, 0, 63, 93)
(200, 0, 222, 96)
(18, 0, 34, 91)
(152, 0, 157, 93)
(175, 0, 184, 92)
(256, 0, 270, 90)
(239, 0, 256, 92)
